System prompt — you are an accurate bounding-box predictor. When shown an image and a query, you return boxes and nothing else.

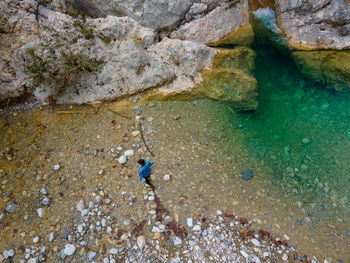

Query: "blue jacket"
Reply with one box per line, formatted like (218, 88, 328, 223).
(139, 161, 154, 182)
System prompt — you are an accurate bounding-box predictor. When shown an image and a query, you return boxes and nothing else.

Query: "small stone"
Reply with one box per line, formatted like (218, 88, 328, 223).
(118, 155, 127, 164)
(5, 203, 16, 213)
(42, 197, 50, 206)
(76, 199, 85, 212)
(33, 236, 40, 243)
(110, 248, 118, 255)
(40, 187, 48, 195)
(242, 169, 254, 180)
(187, 218, 193, 227)
(173, 115, 181, 120)
(124, 150, 134, 157)
(251, 239, 260, 246)
(163, 174, 171, 181)
(241, 250, 248, 258)
(302, 138, 310, 145)
(63, 244, 75, 256)
(53, 164, 60, 171)
(131, 131, 140, 137)
(148, 196, 154, 201)
(296, 219, 303, 226)
(173, 236, 182, 246)
(282, 253, 288, 261)
(87, 252, 97, 261)
(7, 249, 14, 258)
(81, 209, 90, 217)
(283, 234, 290, 240)
(134, 106, 142, 115)
(137, 235, 145, 249)
(153, 232, 161, 239)
(193, 225, 201, 232)
(49, 232, 55, 242)
(37, 208, 44, 218)
(116, 146, 123, 152)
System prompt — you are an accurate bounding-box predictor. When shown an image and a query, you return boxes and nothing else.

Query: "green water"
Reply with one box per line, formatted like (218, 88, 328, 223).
(229, 45, 350, 233)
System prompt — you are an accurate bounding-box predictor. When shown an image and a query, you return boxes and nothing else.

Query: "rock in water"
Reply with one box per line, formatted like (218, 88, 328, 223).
(242, 169, 254, 180)
(137, 235, 145, 249)
(63, 244, 75, 256)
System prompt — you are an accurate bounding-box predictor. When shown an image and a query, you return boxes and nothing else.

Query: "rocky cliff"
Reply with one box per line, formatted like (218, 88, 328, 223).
(0, 0, 349, 109)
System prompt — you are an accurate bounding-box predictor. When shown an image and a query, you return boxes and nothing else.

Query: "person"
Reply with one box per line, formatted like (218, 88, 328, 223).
(138, 159, 154, 186)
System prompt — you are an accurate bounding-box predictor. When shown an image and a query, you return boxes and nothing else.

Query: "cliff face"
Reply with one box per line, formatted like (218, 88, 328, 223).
(0, 0, 349, 108)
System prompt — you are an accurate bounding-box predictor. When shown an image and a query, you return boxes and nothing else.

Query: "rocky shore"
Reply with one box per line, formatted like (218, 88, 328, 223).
(0, 97, 348, 262)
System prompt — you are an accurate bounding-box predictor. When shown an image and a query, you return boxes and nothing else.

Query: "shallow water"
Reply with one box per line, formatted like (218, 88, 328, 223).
(214, 45, 350, 259)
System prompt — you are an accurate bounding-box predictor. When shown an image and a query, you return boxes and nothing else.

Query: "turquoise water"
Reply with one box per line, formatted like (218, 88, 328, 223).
(229, 44, 350, 234)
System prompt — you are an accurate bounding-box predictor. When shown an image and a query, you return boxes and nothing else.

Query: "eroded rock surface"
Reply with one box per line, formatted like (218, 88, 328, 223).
(275, 0, 350, 50)
(171, 0, 253, 46)
(11, 7, 216, 104)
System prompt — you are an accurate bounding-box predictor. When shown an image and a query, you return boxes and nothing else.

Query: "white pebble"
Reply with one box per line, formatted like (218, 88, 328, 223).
(118, 155, 127, 164)
(187, 218, 193, 227)
(163, 174, 171, 181)
(63, 244, 75, 256)
(33, 236, 39, 243)
(37, 208, 44, 218)
(53, 164, 60, 171)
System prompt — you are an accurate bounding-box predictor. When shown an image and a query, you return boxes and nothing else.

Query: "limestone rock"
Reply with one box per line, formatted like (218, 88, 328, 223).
(292, 50, 350, 92)
(170, 0, 253, 46)
(274, 0, 350, 50)
(66, 0, 192, 33)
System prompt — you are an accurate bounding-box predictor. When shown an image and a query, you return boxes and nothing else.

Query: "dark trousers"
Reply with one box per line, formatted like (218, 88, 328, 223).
(144, 176, 151, 185)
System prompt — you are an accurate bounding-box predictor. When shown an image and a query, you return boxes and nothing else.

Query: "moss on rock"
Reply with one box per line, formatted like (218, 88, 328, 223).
(293, 50, 350, 92)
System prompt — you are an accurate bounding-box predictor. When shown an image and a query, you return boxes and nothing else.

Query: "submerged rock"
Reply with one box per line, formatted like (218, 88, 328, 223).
(242, 169, 254, 180)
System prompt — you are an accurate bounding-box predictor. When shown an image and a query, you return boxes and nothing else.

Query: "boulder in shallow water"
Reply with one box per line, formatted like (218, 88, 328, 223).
(242, 169, 254, 180)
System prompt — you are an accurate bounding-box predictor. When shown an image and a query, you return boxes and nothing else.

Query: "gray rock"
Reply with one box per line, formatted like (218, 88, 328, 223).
(63, 244, 75, 256)
(42, 197, 50, 206)
(134, 106, 142, 115)
(76, 199, 85, 212)
(109, 248, 118, 255)
(171, 0, 252, 45)
(49, 232, 55, 242)
(118, 155, 127, 165)
(81, 209, 90, 217)
(37, 208, 44, 218)
(87, 251, 97, 261)
(40, 187, 48, 195)
(242, 169, 254, 180)
(275, 0, 350, 50)
(173, 236, 182, 246)
(5, 203, 16, 213)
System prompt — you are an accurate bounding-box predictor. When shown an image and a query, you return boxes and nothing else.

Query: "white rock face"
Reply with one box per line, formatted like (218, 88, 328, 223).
(10, 8, 216, 104)
(170, 0, 252, 45)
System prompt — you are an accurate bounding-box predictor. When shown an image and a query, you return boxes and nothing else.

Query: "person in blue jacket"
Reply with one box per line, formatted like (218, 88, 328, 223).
(138, 159, 154, 186)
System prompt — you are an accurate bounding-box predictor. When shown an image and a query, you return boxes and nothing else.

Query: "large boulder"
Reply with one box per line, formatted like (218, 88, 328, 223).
(195, 47, 258, 111)
(170, 0, 253, 46)
(293, 50, 350, 92)
(274, 0, 350, 50)
(11, 7, 216, 104)
(153, 47, 258, 112)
